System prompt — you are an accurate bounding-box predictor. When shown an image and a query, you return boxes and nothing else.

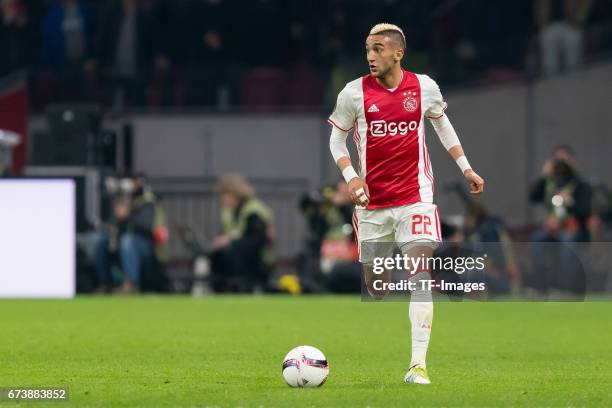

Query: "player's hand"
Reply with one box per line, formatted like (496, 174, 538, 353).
(464, 169, 484, 194)
(348, 177, 370, 206)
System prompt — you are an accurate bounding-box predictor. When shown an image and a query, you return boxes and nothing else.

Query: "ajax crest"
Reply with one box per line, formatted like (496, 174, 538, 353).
(403, 96, 418, 112)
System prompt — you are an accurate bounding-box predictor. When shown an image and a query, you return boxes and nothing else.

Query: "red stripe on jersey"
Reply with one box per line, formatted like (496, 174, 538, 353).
(352, 125, 359, 171)
(425, 105, 448, 119)
(419, 137, 434, 199)
(352, 210, 359, 257)
(421, 138, 430, 181)
(328, 118, 354, 132)
(354, 120, 363, 174)
(362, 71, 423, 209)
(434, 207, 441, 241)
(426, 143, 435, 194)
(423, 142, 435, 194)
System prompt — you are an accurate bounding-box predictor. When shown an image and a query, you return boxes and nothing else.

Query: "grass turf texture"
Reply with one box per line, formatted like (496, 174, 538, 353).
(1, 296, 611, 407)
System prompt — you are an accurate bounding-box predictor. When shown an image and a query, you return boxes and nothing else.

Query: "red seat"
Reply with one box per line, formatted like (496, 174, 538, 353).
(283, 66, 324, 107)
(241, 67, 286, 109)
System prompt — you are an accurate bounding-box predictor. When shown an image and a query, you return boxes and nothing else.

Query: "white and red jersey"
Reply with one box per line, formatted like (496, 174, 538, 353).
(328, 70, 447, 209)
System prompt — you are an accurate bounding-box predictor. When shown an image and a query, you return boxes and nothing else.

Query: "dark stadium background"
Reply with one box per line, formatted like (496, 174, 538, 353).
(1, 0, 612, 294)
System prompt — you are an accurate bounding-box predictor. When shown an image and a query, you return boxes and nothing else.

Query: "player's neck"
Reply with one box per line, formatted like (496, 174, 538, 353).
(375, 67, 403, 90)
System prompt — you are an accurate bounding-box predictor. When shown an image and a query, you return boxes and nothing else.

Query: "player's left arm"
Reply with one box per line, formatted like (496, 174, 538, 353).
(430, 115, 484, 194)
(424, 76, 484, 194)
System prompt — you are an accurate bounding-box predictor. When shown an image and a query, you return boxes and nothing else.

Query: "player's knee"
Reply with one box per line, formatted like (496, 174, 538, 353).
(399, 242, 436, 277)
(362, 263, 390, 298)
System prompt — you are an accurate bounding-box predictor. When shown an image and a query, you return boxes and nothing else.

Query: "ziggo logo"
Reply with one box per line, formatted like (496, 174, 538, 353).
(369, 120, 419, 136)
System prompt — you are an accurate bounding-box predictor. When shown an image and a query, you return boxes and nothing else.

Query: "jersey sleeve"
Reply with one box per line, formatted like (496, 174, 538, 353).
(421, 75, 448, 119)
(328, 86, 356, 132)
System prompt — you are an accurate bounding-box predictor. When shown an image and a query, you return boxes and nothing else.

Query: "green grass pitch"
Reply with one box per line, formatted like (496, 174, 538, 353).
(1, 296, 611, 407)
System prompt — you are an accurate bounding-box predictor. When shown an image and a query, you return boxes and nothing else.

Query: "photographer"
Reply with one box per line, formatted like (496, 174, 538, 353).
(95, 174, 168, 293)
(529, 145, 592, 294)
(529, 145, 592, 243)
(323, 181, 360, 292)
(210, 174, 274, 292)
(297, 181, 359, 292)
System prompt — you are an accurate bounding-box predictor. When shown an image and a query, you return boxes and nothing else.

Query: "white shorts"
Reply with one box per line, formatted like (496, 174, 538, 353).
(353, 202, 442, 263)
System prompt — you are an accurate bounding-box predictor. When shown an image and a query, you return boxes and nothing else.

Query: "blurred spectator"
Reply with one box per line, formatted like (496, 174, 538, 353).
(529, 145, 592, 242)
(0, 0, 34, 76)
(536, 0, 592, 76)
(96, 0, 171, 106)
(324, 180, 360, 293)
(286, 19, 312, 66)
(40, 0, 96, 96)
(211, 174, 274, 292)
(431, 222, 470, 299)
(284, 1, 322, 66)
(464, 204, 520, 294)
(446, 182, 520, 295)
(95, 174, 168, 293)
(178, 0, 234, 106)
(295, 181, 359, 292)
(41, 0, 95, 67)
(321, 181, 356, 273)
(330, 180, 354, 231)
(317, 2, 353, 66)
(296, 185, 332, 290)
(528, 146, 592, 294)
(6, 0, 611, 109)
(190, 0, 231, 64)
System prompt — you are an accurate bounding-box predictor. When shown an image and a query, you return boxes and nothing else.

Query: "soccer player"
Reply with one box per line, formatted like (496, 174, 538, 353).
(328, 23, 484, 384)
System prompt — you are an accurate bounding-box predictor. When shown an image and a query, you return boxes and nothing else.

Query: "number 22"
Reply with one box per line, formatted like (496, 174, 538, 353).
(411, 214, 432, 235)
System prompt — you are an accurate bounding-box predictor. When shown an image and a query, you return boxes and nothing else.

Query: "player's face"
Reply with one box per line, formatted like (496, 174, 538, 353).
(365, 35, 402, 78)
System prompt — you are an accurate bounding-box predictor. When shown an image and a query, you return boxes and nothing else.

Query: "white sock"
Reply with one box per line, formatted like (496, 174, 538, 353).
(409, 283, 433, 368)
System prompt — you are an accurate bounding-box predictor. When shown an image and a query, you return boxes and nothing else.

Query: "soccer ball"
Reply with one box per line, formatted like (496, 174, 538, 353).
(282, 345, 329, 387)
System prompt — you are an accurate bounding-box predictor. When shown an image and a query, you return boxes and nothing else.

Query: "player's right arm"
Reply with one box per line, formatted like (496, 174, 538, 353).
(329, 87, 369, 206)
